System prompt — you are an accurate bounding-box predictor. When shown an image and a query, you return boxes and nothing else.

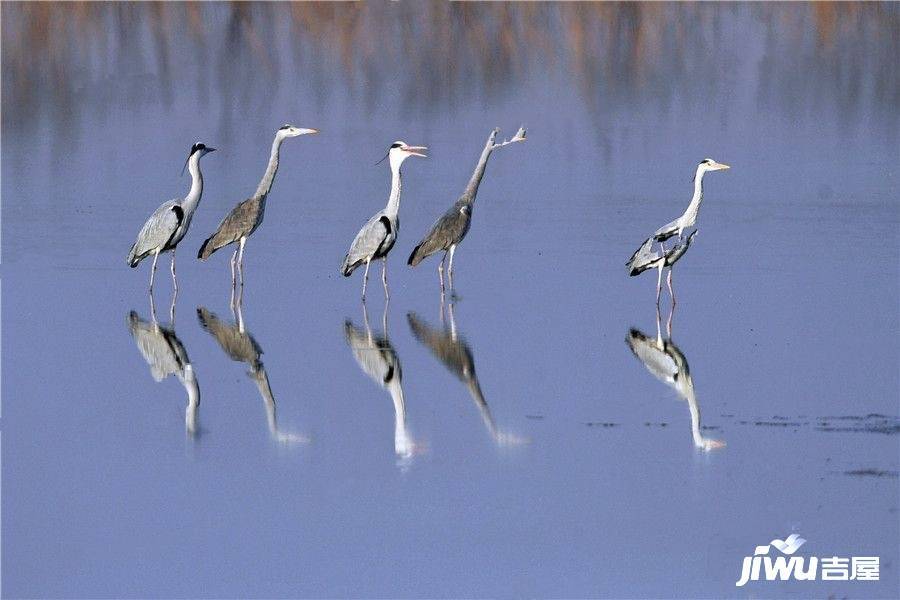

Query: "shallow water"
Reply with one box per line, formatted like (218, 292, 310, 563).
(2, 3, 898, 598)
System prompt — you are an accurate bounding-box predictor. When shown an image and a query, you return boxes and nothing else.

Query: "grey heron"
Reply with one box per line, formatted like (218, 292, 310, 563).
(343, 302, 421, 464)
(197, 305, 308, 444)
(650, 158, 730, 242)
(626, 307, 725, 451)
(408, 126, 526, 293)
(127, 301, 200, 437)
(627, 229, 698, 305)
(407, 303, 526, 447)
(126, 142, 216, 292)
(340, 141, 427, 300)
(198, 124, 318, 297)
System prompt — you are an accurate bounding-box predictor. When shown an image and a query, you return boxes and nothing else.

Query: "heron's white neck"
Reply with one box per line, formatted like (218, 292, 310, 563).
(681, 166, 707, 227)
(254, 135, 285, 199)
(462, 134, 496, 203)
(385, 162, 403, 218)
(182, 153, 204, 214)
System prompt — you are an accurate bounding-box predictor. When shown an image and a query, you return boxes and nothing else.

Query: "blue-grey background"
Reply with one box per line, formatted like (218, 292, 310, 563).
(2, 2, 898, 598)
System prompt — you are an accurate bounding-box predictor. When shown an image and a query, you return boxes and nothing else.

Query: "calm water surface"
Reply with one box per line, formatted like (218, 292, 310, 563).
(2, 3, 898, 598)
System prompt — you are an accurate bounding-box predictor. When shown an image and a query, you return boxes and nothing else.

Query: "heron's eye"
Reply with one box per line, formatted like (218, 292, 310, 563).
(390, 142, 403, 149)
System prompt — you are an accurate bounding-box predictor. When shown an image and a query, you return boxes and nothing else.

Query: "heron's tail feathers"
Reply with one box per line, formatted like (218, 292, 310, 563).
(407, 243, 425, 267)
(198, 233, 227, 260)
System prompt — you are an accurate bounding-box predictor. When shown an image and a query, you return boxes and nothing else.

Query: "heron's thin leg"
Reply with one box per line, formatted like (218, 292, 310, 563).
(362, 259, 371, 300)
(448, 300, 458, 341)
(170, 250, 178, 293)
(438, 252, 446, 294)
(666, 301, 675, 338)
(382, 299, 388, 335)
(149, 250, 160, 292)
(382, 257, 389, 299)
(237, 237, 246, 287)
(169, 293, 176, 325)
(230, 248, 238, 287)
(447, 244, 457, 289)
(149, 291, 159, 325)
(667, 269, 676, 305)
(655, 302, 663, 344)
(361, 299, 373, 343)
(656, 264, 663, 306)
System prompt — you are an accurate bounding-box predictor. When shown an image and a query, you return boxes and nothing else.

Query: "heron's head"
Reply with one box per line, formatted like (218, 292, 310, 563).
(182, 142, 216, 175)
(378, 140, 427, 170)
(277, 124, 319, 139)
(698, 158, 730, 172)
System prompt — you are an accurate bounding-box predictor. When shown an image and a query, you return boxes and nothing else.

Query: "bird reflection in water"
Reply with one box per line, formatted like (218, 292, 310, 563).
(626, 303, 725, 451)
(127, 294, 199, 437)
(407, 301, 527, 447)
(343, 301, 423, 467)
(196, 303, 309, 445)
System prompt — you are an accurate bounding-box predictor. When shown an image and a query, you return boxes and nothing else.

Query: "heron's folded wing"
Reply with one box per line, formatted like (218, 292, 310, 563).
(652, 219, 680, 242)
(131, 200, 181, 258)
(346, 214, 390, 265)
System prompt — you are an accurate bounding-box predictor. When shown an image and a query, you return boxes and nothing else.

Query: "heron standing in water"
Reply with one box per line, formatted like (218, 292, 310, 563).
(408, 126, 526, 293)
(198, 124, 318, 301)
(126, 142, 216, 292)
(341, 141, 427, 300)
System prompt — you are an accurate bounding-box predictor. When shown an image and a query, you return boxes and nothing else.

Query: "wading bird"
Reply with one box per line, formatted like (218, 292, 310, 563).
(126, 143, 216, 292)
(341, 141, 427, 300)
(343, 303, 421, 465)
(127, 300, 200, 437)
(627, 230, 698, 305)
(407, 304, 526, 447)
(651, 158, 730, 242)
(198, 125, 318, 298)
(408, 126, 526, 293)
(626, 306, 725, 451)
(197, 305, 308, 445)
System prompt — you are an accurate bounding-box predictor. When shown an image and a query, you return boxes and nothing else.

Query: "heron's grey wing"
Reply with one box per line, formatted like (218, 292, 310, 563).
(344, 214, 390, 268)
(626, 236, 661, 275)
(664, 230, 698, 266)
(128, 200, 181, 264)
(199, 197, 261, 258)
(652, 219, 680, 242)
(409, 204, 470, 265)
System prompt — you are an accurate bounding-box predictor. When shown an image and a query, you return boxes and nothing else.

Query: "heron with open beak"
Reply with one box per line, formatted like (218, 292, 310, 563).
(341, 141, 428, 300)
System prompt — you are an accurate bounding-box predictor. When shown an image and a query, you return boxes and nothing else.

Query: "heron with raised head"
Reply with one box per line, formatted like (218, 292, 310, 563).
(198, 124, 318, 298)
(126, 142, 216, 292)
(627, 230, 698, 304)
(127, 300, 200, 437)
(197, 305, 308, 445)
(341, 141, 427, 300)
(626, 306, 725, 451)
(650, 158, 730, 242)
(408, 126, 526, 293)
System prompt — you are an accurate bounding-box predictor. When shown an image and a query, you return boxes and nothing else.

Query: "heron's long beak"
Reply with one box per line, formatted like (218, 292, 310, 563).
(205, 147, 217, 154)
(299, 128, 319, 136)
(715, 162, 731, 170)
(404, 145, 428, 158)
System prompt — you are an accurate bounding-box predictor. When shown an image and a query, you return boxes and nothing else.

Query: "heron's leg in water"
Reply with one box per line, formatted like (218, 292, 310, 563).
(438, 252, 446, 293)
(382, 257, 389, 299)
(447, 245, 457, 289)
(237, 237, 246, 286)
(169, 293, 176, 325)
(362, 259, 371, 300)
(170, 250, 178, 293)
(230, 248, 238, 288)
(149, 249, 160, 291)
(656, 264, 663, 306)
(667, 269, 675, 305)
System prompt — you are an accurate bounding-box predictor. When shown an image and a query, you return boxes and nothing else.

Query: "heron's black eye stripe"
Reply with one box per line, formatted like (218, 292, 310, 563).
(390, 143, 402, 149)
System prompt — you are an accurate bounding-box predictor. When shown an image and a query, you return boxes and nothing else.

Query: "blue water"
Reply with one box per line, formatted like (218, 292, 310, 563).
(2, 3, 898, 598)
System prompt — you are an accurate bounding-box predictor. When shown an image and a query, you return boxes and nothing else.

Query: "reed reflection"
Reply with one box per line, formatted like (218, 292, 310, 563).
(127, 295, 199, 437)
(407, 301, 526, 447)
(343, 302, 422, 467)
(196, 303, 308, 445)
(626, 304, 725, 451)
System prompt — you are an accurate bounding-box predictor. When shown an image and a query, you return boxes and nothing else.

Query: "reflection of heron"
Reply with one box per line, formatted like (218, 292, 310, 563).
(341, 141, 427, 300)
(408, 126, 526, 293)
(127, 297, 200, 436)
(627, 230, 698, 305)
(126, 143, 216, 292)
(625, 305, 725, 451)
(198, 125, 318, 299)
(196, 304, 308, 444)
(407, 303, 526, 446)
(343, 302, 421, 464)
